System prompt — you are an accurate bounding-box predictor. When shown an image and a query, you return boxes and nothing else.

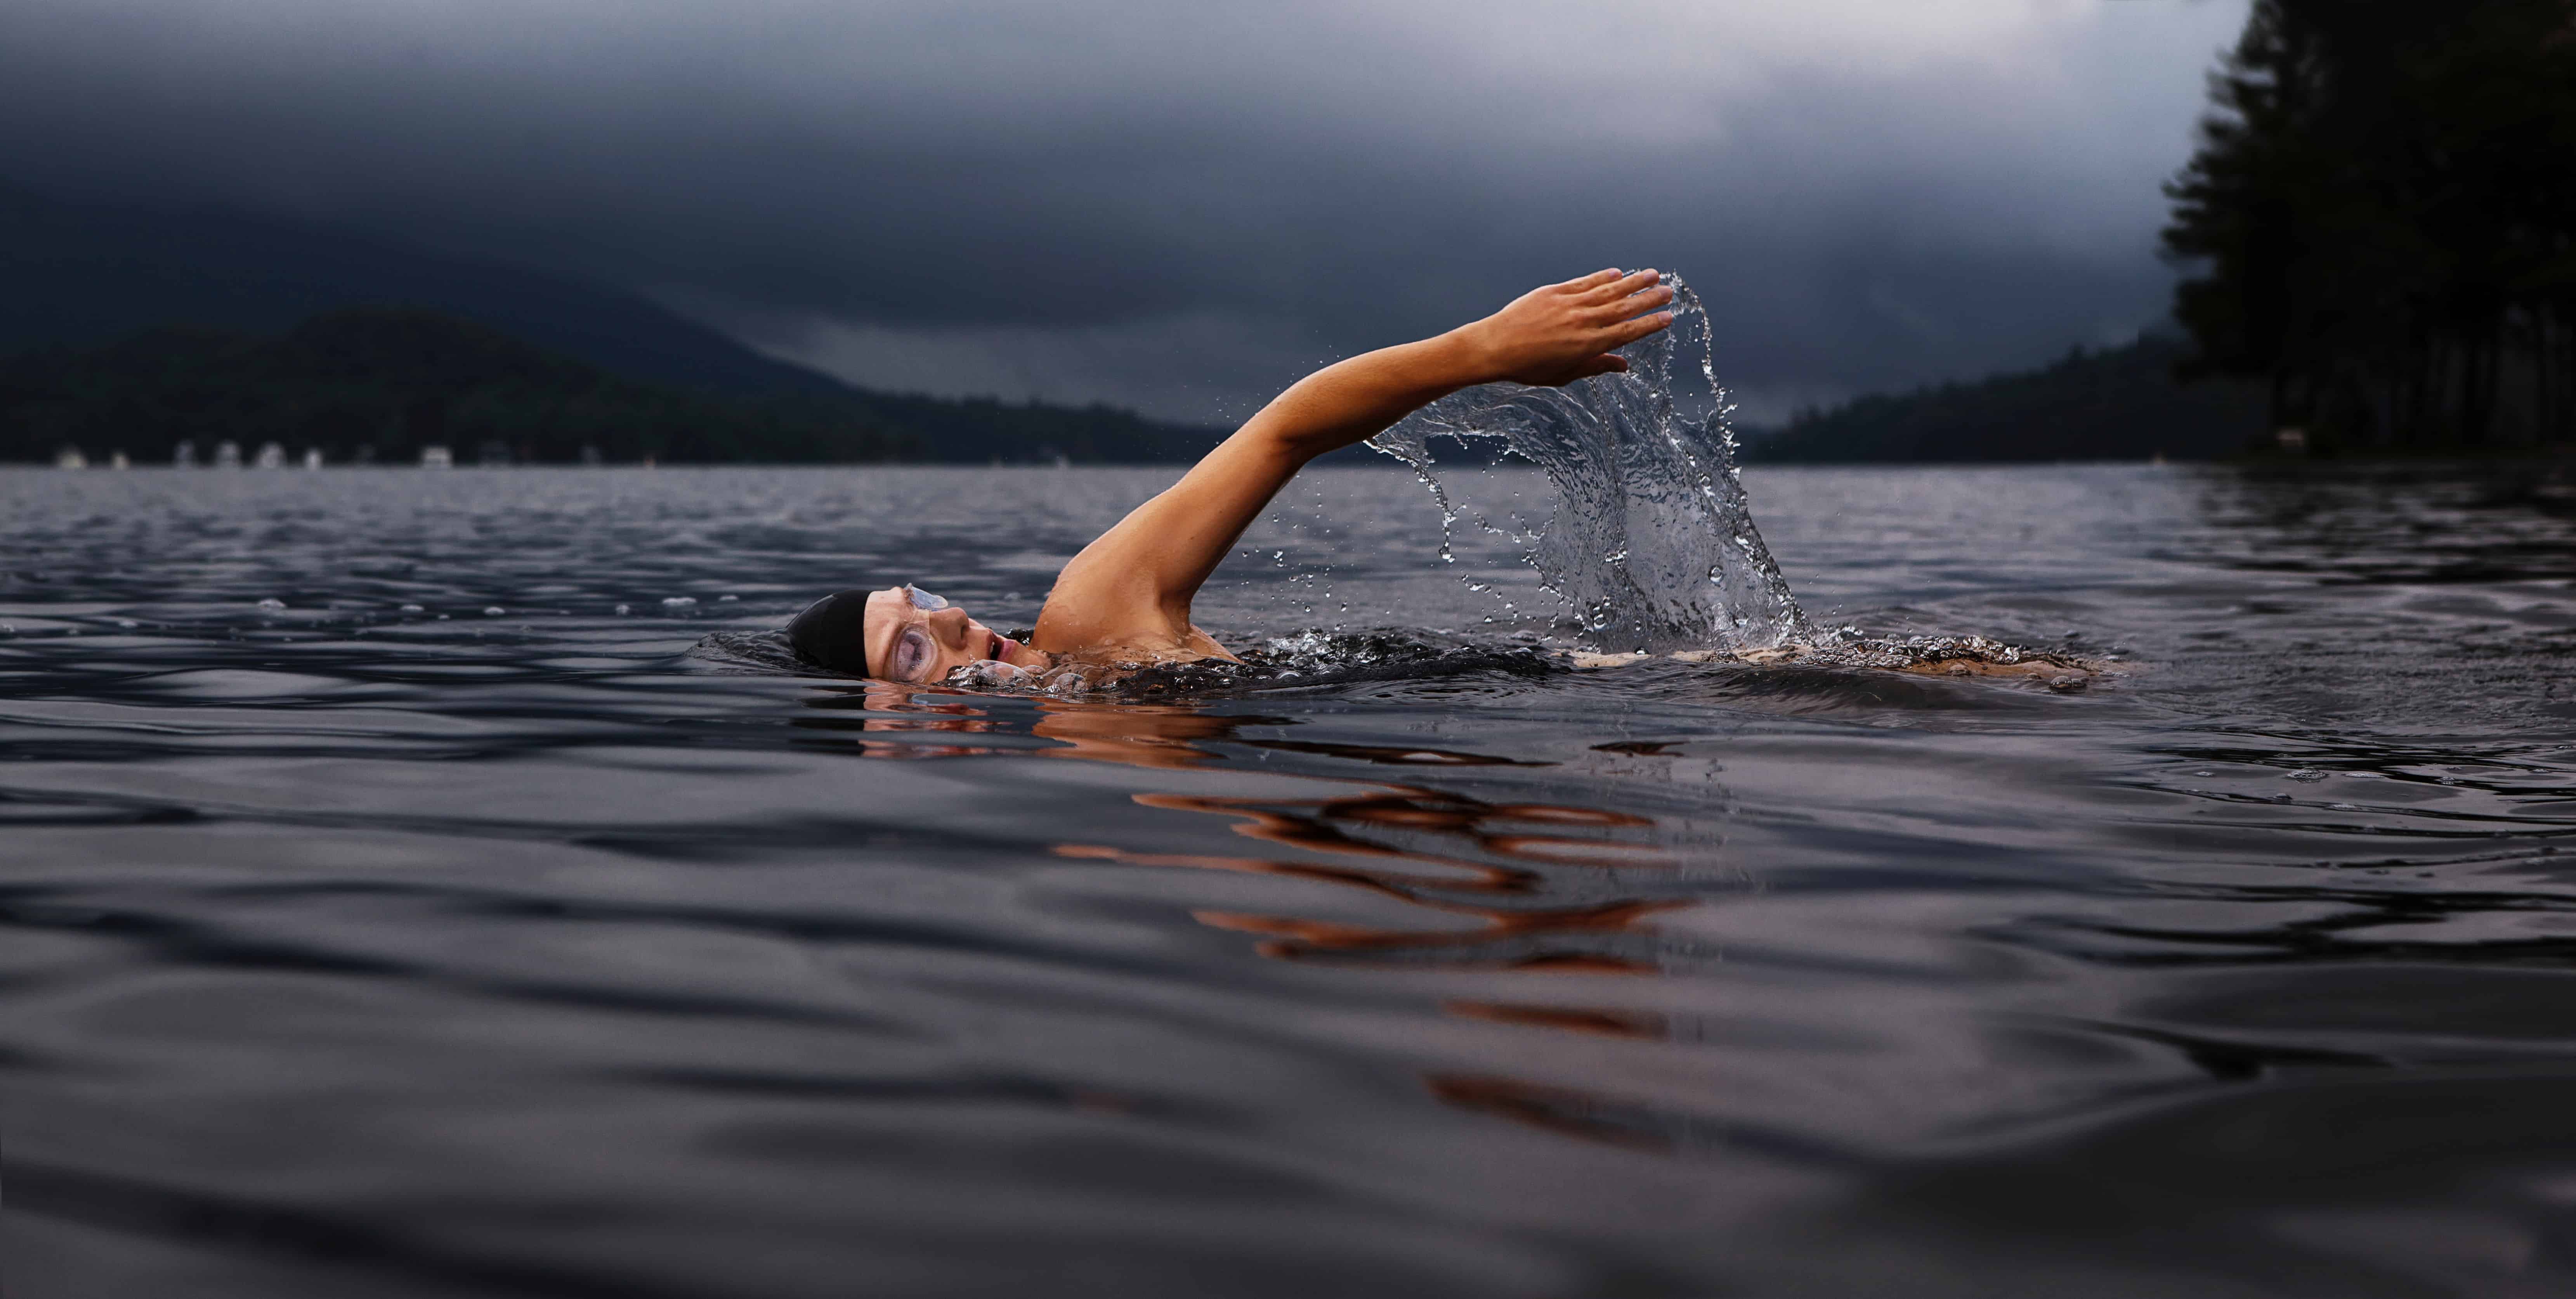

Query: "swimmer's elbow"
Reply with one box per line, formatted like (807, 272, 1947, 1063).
(1218, 417, 1330, 471)
(1240, 404, 1395, 467)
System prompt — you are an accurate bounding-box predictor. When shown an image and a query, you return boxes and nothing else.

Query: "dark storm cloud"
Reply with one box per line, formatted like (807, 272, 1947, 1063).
(0, 0, 2248, 420)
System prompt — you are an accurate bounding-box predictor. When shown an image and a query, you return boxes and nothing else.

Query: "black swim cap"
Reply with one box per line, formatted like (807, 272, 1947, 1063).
(786, 589, 874, 676)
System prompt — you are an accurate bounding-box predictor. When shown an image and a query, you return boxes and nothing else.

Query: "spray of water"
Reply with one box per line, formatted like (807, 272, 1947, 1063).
(1367, 274, 1809, 653)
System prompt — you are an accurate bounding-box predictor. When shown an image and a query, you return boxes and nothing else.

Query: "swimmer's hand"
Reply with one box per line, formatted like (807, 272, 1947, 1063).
(1454, 268, 1676, 388)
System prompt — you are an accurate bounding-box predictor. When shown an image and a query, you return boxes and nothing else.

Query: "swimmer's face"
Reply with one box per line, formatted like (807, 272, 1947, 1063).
(864, 585, 1048, 683)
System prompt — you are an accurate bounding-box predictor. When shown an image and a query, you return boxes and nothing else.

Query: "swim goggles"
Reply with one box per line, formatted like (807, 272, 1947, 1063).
(882, 584, 951, 682)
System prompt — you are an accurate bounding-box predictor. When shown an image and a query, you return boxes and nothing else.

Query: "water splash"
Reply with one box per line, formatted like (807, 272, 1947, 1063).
(1369, 273, 1808, 653)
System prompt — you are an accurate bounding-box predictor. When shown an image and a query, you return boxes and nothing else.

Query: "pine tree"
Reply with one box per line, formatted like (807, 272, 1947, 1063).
(2163, 0, 2576, 450)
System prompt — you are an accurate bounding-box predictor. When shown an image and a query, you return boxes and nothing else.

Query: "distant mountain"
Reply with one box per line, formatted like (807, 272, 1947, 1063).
(0, 185, 1225, 462)
(0, 309, 917, 465)
(1, 307, 1237, 465)
(1744, 335, 2267, 464)
(0, 185, 849, 397)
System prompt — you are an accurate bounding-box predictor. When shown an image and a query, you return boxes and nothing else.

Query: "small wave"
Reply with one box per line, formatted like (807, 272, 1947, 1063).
(1575, 632, 2116, 691)
(684, 628, 812, 674)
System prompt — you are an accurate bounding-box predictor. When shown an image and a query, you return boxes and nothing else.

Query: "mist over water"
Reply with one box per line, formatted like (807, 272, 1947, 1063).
(1371, 275, 1809, 653)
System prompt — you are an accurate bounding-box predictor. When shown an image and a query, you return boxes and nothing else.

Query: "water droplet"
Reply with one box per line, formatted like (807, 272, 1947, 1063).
(255, 598, 286, 611)
(615, 604, 631, 615)
(483, 606, 506, 617)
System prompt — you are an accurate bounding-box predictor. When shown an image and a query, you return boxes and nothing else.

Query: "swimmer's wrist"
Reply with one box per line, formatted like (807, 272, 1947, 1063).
(1434, 323, 1501, 387)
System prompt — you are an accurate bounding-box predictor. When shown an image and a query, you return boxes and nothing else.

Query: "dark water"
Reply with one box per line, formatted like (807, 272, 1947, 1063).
(5, 462, 2575, 1298)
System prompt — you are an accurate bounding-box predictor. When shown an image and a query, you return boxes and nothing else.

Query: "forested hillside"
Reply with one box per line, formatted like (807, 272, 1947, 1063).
(1745, 335, 2266, 463)
(0, 311, 1217, 465)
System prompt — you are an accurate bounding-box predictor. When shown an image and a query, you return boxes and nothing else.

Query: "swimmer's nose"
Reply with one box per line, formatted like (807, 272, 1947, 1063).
(926, 606, 974, 646)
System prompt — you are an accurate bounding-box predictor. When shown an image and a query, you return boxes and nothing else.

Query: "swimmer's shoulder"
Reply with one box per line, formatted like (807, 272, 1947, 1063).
(1039, 625, 1239, 688)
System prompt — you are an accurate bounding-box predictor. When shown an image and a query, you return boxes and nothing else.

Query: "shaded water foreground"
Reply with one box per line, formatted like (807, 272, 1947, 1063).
(4, 462, 2576, 1297)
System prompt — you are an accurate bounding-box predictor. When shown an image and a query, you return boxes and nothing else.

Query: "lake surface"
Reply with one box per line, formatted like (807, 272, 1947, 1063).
(5, 461, 2575, 1298)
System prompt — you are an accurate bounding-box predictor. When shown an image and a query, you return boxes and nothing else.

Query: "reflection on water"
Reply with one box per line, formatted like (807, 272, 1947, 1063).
(824, 688, 1726, 1144)
(5, 463, 2576, 1298)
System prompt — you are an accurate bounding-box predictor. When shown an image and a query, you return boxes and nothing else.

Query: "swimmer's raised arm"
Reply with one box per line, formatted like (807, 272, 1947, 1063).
(1032, 268, 1676, 658)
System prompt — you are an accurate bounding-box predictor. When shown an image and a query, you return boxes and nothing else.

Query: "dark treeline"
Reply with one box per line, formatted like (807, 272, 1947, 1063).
(1748, 335, 2265, 463)
(2164, 0, 2576, 452)
(0, 310, 1222, 465)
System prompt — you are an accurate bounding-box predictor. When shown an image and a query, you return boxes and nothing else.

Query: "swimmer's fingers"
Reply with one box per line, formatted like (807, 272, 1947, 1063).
(1585, 283, 1674, 326)
(1558, 267, 1628, 293)
(1576, 268, 1662, 307)
(1595, 309, 1675, 349)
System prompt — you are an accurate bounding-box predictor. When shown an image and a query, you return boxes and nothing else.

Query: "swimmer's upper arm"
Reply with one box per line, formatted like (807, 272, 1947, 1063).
(1038, 337, 1474, 646)
(1034, 417, 1320, 648)
(1035, 269, 1675, 650)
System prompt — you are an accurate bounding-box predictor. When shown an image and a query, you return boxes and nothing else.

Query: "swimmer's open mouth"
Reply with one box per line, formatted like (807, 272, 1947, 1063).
(987, 630, 1015, 661)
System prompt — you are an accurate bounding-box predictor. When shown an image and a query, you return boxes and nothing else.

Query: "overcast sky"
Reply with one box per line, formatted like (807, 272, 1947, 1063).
(1, 0, 2249, 423)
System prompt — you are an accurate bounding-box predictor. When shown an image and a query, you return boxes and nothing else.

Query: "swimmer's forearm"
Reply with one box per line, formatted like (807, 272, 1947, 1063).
(1239, 331, 1486, 463)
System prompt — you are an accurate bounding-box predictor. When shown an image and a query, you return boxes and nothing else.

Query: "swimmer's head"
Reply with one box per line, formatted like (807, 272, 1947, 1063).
(786, 584, 1048, 682)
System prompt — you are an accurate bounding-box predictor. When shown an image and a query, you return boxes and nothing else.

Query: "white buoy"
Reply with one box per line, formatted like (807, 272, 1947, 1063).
(110, 451, 130, 470)
(302, 448, 323, 470)
(215, 440, 243, 469)
(420, 445, 454, 469)
(254, 442, 285, 469)
(53, 447, 88, 470)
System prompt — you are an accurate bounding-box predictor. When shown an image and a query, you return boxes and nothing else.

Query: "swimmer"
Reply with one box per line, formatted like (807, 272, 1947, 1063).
(787, 268, 1676, 685)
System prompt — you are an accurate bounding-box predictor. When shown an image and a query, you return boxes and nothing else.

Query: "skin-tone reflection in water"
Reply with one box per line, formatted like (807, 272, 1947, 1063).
(798, 683, 1733, 1152)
